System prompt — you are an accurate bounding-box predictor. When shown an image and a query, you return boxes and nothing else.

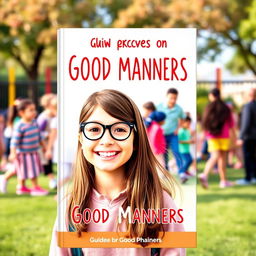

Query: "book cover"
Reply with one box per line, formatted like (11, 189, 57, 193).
(56, 28, 196, 254)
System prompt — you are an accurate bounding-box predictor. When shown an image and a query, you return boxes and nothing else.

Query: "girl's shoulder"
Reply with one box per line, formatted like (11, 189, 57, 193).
(162, 190, 178, 209)
(13, 120, 24, 131)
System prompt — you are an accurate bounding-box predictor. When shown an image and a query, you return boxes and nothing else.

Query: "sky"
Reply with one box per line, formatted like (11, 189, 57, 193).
(197, 46, 255, 81)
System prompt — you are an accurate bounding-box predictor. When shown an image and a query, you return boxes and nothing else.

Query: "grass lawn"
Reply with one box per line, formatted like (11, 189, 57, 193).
(188, 164, 256, 256)
(0, 172, 56, 256)
(0, 164, 256, 256)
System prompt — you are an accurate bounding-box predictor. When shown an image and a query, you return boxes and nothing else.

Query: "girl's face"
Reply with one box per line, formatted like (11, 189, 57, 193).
(79, 106, 135, 174)
(19, 104, 37, 121)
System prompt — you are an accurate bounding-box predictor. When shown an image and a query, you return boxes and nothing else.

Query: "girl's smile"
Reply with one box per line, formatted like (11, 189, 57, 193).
(94, 151, 121, 160)
(79, 106, 134, 173)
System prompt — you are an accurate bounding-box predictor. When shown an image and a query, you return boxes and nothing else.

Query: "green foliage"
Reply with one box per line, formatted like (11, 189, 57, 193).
(1, 0, 256, 78)
(197, 88, 209, 117)
(197, 97, 209, 118)
(197, 88, 209, 97)
(240, 0, 256, 39)
(111, 0, 256, 75)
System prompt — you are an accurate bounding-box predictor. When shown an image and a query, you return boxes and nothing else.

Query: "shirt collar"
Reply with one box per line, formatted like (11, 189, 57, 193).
(91, 188, 127, 203)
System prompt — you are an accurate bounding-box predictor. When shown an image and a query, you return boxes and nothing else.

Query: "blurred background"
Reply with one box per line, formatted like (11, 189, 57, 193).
(0, 0, 255, 255)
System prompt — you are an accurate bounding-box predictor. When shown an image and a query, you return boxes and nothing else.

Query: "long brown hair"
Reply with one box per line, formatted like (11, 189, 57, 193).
(67, 89, 177, 245)
(202, 96, 231, 135)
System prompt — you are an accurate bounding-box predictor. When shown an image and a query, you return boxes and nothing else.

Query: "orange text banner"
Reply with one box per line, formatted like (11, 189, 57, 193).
(58, 231, 196, 248)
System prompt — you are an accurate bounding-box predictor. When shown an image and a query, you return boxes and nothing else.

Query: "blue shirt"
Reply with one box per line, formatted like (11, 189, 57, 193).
(157, 103, 185, 135)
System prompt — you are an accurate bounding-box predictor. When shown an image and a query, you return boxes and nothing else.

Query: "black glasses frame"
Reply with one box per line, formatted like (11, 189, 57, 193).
(80, 121, 136, 141)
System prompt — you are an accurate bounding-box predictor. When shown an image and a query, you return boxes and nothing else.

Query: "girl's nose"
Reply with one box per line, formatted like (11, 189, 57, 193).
(99, 129, 114, 145)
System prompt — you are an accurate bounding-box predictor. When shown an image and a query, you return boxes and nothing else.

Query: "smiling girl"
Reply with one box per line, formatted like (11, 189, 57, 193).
(50, 89, 185, 256)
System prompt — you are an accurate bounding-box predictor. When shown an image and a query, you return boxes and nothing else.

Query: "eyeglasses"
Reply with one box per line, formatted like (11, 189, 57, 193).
(80, 121, 136, 141)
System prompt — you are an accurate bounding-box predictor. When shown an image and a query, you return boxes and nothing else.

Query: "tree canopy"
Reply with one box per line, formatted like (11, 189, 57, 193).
(0, 0, 255, 93)
(0, 0, 98, 100)
(111, 0, 256, 76)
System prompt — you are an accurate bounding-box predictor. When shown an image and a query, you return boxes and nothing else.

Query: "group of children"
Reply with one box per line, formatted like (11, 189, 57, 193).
(142, 88, 195, 184)
(0, 94, 57, 196)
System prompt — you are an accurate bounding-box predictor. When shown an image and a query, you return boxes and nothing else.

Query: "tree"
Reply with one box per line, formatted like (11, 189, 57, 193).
(110, 0, 256, 76)
(0, 0, 98, 103)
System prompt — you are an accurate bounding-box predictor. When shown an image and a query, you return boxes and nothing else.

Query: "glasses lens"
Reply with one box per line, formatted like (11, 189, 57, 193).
(111, 123, 131, 140)
(84, 123, 103, 140)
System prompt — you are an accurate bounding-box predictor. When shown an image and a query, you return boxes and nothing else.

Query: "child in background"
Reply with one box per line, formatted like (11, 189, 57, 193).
(146, 111, 166, 167)
(1, 99, 21, 170)
(37, 93, 57, 189)
(0, 99, 22, 193)
(226, 102, 243, 169)
(45, 96, 73, 190)
(199, 88, 235, 189)
(9, 99, 48, 196)
(157, 88, 186, 171)
(141, 101, 156, 127)
(178, 116, 194, 184)
(0, 114, 4, 165)
(50, 89, 185, 256)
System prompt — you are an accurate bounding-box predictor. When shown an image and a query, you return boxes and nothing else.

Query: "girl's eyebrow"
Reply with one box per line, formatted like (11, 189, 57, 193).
(85, 120, 122, 124)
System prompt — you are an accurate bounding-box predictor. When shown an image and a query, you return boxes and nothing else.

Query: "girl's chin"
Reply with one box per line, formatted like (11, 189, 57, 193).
(94, 164, 125, 173)
(96, 167, 121, 173)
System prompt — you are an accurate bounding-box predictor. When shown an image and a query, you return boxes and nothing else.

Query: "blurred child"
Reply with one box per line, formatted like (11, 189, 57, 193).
(199, 88, 236, 189)
(146, 111, 166, 167)
(1, 99, 21, 170)
(142, 101, 156, 127)
(37, 94, 57, 189)
(0, 114, 5, 164)
(0, 99, 22, 193)
(178, 116, 194, 184)
(226, 102, 243, 169)
(45, 96, 72, 191)
(157, 88, 186, 171)
(9, 99, 48, 196)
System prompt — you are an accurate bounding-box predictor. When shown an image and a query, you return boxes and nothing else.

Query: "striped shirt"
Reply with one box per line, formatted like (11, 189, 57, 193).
(10, 120, 42, 153)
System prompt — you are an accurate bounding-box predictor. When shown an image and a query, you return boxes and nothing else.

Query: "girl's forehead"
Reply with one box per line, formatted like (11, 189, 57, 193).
(86, 105, 121, 124)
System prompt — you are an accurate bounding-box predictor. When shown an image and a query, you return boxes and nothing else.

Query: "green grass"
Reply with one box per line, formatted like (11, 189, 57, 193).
(0, 164, 256, 255)
(0, 173, 56, 256)
(188, 163, 256, 256)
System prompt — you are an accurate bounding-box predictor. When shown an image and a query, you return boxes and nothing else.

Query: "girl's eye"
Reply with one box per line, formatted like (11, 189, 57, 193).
(114, 127, 127, 133)
(89, 128, 99, 132)
(114, 128, 127, 133)
(85, 126, 101, 133)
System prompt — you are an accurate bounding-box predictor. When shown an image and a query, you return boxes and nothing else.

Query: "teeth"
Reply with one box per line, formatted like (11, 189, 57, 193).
(98, 152, 117, 157)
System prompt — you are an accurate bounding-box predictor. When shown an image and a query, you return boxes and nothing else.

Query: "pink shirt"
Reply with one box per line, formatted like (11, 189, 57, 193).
(147, 121, 166, 155)
(206, 114, 234, 139)
(50, 189, 186, 256)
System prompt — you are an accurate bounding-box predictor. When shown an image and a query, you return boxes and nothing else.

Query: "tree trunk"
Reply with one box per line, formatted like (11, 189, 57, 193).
(26, 45, 44, 107)
(27, 69, 39, 108)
